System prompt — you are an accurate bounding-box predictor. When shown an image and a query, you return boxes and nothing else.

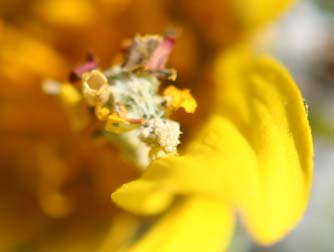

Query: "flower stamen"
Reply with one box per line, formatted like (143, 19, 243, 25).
(44, 34, 197, 167)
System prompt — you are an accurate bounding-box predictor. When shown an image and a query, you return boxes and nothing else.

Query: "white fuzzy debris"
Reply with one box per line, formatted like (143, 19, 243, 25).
(107, 66, 163, 119)
(102, 66, 182, 167)
(139, 119, 181, 158)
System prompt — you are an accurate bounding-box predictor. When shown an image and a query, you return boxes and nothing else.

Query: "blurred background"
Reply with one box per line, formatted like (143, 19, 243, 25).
(0, 0, 333, 251)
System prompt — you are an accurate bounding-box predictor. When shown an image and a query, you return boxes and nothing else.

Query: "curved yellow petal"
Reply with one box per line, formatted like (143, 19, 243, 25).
(127, 196, 234, 252)
(112, 180, 174, 215)
(112, 116, 259, 215)
(214, 47, 313, 244)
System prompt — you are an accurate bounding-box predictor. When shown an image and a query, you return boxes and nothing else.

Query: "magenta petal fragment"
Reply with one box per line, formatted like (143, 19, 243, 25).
(69, 54, 98, 82)
(147, 35, 175, 71)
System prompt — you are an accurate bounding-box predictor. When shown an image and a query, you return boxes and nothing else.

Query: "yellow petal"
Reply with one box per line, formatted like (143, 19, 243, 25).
(112, 116, 259, 215)
(214, 46, 313, 244)
(112, 180, 174, 215)
(127, 196, 234, 252)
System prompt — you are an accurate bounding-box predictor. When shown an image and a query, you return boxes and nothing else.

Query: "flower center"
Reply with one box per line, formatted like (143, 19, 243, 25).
(44, 34, 197, 168)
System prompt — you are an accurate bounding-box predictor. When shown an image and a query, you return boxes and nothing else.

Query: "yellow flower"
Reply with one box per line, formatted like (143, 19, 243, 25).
(0, 0, 312, 251)
(111, 46, 313, 251)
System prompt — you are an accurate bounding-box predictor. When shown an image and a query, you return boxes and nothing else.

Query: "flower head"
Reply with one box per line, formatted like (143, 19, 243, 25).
(0, 0, 313, 251)
(45, 36, 313, 252)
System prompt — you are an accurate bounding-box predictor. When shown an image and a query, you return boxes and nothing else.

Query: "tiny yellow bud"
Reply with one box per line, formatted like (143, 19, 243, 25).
(95, 105, 110, 121)
(163, 85, 197, 113)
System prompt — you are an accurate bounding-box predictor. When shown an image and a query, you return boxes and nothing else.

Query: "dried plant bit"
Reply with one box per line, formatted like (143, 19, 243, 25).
(82, 69, 110, 106)
(127, 118, 145, 125)
(122, 35, 162, 70)
(122, 34, 175, 75)
(163, 85, 197, 113)
(150, 68, 177, 81)
(146, 34, 175, 71)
